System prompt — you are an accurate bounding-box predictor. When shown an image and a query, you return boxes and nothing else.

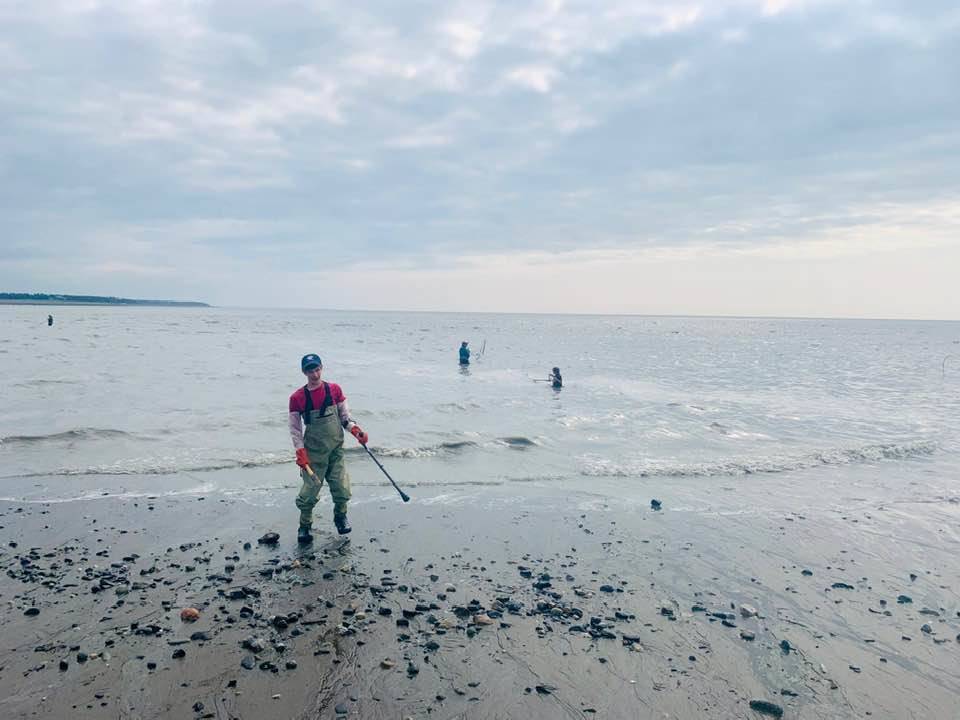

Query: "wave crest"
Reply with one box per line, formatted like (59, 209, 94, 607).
(0, 428, 133, 445)
(579, 440, 937, 479)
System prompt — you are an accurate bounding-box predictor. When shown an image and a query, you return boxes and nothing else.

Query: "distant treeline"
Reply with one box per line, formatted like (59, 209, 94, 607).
(0, 293, 209, 307)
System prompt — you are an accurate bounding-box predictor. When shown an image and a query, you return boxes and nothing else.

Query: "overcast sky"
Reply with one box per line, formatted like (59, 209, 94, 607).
(1, 0, 958, 318)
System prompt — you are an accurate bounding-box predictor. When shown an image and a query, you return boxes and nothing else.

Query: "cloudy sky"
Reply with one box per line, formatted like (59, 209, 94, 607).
(1, 0, 958, 318)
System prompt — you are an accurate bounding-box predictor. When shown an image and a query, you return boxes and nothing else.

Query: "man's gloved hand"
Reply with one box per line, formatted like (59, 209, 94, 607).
(350, 425, 369, 445)
(295, 448, 311, 468)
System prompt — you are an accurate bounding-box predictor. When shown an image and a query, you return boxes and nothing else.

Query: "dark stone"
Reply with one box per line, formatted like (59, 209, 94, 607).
(897, 595, 913, 604)
(650, 499, 662, 510)
(780, 640, 791, 653)
(59, 660, 68, 671)
(147, 661, 157, 670)
(241, 656, 255, 670)
(335, 703, 348, 715)
(24, 607, 40, 617)
(831, 582, 854, 590)
(258, 532, 280, 545)
(535, 684, 556, 694)
(801, 569, 813, 576)
(748, 700, 784, 717)
(172, 648, 186, 659)
(190, 631, 212, 642)
(77, 652, 88, 663)
(599, 585, 615, 593)
(286, 660, 298, 669)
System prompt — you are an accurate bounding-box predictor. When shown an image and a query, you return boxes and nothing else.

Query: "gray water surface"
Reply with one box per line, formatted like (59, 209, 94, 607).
(2, 306, 958, 503)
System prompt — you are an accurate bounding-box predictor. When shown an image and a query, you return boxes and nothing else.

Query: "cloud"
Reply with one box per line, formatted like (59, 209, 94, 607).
(504, 65, 559, 93)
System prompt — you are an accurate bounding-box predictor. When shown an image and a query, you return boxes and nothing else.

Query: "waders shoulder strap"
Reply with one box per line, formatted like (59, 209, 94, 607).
(302, 382, 333, 425)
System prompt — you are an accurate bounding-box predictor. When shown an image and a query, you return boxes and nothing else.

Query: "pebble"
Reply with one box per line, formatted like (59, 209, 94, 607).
(740, 604, 758, 618)
(335, 703, 348, 715)
(257, 532, 280, 545)
(172, 648, 186, 659)
(24, 607, 40, 617)
(748, 700, 784, 717)
(740, 630, 756, 641)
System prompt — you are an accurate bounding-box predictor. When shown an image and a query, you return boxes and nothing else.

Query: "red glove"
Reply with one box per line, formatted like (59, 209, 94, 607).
(350, 425, 368, 445)
(295, 448, 310, 468)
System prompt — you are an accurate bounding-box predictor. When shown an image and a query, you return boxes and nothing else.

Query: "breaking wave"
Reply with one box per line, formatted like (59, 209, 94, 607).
(578, 440, 937, 478)
(1, 439, 491, 478)
(0, 428, 134, 445)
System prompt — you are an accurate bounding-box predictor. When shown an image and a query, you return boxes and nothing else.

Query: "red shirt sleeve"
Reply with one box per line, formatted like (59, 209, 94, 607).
(289, 387, 306, 413)
(328, 383, 346, 404)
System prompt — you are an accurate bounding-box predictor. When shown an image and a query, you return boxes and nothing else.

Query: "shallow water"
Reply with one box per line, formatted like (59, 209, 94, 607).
(1, 306, 959, 502)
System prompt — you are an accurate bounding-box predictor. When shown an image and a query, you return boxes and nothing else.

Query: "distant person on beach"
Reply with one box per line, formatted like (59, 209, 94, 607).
(288, 353, 368, 542)
(47, 314, 53, 327)
(550, 367, 562, 389)
(459, 341, 470, 365)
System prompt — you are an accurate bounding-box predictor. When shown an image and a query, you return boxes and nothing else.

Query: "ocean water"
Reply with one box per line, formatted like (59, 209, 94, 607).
(1, 306, 959, 504)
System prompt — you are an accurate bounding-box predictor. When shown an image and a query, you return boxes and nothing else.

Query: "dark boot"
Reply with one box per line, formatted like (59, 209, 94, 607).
(333, 512, 352, 535)
(297, 525, 313, 544)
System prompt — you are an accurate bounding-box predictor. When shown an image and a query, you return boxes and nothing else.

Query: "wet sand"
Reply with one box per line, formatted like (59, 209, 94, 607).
(1, 465, 958, 719)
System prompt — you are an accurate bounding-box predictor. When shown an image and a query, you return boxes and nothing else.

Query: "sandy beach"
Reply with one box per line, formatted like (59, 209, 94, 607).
(2, 461, 957, 720)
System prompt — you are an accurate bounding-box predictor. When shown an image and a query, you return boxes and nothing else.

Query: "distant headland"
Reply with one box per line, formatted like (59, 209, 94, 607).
(0, 293, 210, 307)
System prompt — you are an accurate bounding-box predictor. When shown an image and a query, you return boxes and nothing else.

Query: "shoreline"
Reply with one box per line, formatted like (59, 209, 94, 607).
(2, 465, 958, 719)
(0, 301, 209, 308)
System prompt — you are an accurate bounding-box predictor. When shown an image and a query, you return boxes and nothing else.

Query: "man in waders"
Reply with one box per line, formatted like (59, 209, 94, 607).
(289, 354, 368, 542)
(459, 341, 470, 365)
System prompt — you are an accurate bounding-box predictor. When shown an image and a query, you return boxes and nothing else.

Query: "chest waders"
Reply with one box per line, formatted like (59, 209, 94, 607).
(295, 382, 351, 528)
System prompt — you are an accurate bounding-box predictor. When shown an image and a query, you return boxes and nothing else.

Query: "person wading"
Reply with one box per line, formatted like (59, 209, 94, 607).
(288, 354, 368, 542)
(459, 341, 470, 365)
(549, 367, 563, 389)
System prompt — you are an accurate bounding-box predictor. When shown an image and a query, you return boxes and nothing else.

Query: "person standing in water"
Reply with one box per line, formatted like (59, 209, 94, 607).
(550, 367, 562, 389)
(288, 353, 368, 542)
(459, 341, 470, 365)
(47, 314, 53, 327)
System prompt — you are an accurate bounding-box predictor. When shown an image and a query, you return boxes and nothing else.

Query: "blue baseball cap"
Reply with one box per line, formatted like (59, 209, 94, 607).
(301, 354, 322, 371)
